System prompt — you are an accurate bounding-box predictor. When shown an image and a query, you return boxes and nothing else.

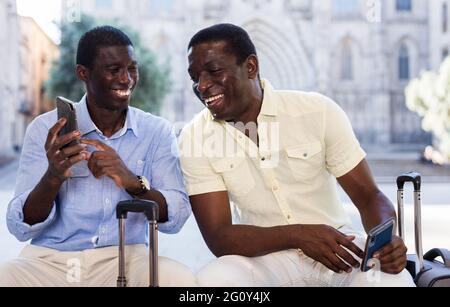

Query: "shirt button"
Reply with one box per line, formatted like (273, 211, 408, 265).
(91, 236, 99, 246)
(273, 186, 279, 191)
(105, 198, 110, 204)
(100, 227, 106, 233)
(303, 153, 308, 158)
(137, 160, 144, 165)
(287, 215, 292, 220)
(261, 157, 266, 161)
(230, 164, 234, 169)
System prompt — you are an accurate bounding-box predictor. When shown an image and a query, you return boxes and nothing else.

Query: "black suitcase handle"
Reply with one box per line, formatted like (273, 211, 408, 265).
(397, 171, 424, 275)
(116, 199, 159, 221)
(116, 200, 159, 287)
(424, 248, 450, 268)
(397, 171, 421, 191)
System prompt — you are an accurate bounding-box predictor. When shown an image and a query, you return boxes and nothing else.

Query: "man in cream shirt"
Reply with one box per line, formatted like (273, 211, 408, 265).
(179, 23, 415, 287)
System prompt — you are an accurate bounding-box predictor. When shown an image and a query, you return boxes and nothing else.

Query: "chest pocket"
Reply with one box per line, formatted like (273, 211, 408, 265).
(285, 142, 323, 183)
(65, 159, 147, 210)
(210, 157, 255, 197)
(65, 161, 91, 210)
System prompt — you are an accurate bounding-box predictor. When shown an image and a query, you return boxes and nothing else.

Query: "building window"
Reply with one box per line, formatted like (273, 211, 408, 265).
(341, 42, 353, 80)
(96, 0, 112, 9)
(398, 44, 410, 80)
(396, 0, 412, 11)
(443, 3, 448, 33)
(443, 47, 449, 61)
(332, 0, 360, 14)
(149, 0, 173, 14)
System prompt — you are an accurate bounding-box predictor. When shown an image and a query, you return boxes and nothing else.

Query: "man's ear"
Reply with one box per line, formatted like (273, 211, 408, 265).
(76, 64, 89, 82)
(246, 55, 259, 80)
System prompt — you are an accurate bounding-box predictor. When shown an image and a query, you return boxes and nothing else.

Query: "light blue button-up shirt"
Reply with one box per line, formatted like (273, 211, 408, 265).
(6, 96, 191, 251)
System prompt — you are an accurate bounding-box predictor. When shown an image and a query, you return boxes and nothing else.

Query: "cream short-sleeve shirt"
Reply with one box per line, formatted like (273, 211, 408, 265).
(179, 79, 366, 229)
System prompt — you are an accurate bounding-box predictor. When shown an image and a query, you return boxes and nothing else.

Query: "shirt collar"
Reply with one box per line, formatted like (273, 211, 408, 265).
(207, 78, 278, 123)
(76, 95, 139, 138)
(259, 79, 278, 117)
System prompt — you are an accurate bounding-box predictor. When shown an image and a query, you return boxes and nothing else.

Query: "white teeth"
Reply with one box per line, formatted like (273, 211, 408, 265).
(113, 89, 131, 97)
(205, 94, 224, 104)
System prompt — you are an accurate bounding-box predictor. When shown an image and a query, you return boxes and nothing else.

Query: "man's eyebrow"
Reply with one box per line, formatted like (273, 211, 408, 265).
(104, 60, 138, 67)
(104, 64, 121, 68)
(204, 60, 220, 66)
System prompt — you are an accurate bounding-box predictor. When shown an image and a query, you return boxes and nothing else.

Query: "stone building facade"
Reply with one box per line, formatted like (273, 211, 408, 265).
(0, 0, 21, 158)
(66, 0, 450, 151)
(19, 16, 59, 125)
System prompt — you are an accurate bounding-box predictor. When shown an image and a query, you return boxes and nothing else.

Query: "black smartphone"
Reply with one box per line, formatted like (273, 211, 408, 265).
(361, 218, 396, 272)
(56, 96, 79, 149)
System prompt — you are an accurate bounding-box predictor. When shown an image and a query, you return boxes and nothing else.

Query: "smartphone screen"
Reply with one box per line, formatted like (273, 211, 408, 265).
(361, 218, 395, 272)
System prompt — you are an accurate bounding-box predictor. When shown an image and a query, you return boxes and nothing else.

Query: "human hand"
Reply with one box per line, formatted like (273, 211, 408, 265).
(373, 235, 407, 274)
(298, 225, 364, 274)
(81, 139, 138, 190)
(45, 118, 88, 183)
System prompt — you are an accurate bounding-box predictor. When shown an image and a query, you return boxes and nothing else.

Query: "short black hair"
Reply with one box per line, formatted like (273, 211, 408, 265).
(76, 25, 133, 68)
(188, 23, 257, 64)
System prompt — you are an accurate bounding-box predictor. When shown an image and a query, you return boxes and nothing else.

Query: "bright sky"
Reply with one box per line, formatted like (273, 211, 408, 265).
(16, 0, 62, 44)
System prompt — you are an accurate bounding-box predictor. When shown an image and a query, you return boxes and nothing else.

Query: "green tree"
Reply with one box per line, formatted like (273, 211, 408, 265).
(47, 14, 169, 114)
(405, 58, 450, 164)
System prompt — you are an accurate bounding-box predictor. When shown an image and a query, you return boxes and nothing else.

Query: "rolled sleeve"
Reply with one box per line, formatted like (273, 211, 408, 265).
(150, 120, 191, 234)
(157, 189, 191, 234)
(178, 127, 227, 196)
(323, 95, 367, 178)
(185, 179, 227, 196)
(6, 190, 57, 242)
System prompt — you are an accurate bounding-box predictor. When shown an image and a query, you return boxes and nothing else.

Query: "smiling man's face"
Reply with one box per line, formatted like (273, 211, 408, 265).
(83, 45, 139, 111)
(188, 41, 254, 121)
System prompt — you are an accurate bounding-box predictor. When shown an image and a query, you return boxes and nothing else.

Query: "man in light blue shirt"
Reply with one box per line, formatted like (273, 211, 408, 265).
(0, 26, 195, 287)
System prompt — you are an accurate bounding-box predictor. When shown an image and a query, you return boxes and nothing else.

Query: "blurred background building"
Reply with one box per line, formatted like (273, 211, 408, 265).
(430, 0, 450, 71)
(0, 0, 58, 161)
(19, 16, 59, 125)
(71, 0, 448, 152)
(1, 0, 450, 159)
(0, 0, 21, 159)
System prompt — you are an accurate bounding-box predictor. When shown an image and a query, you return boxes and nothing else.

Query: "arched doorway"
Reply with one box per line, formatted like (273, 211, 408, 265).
(241, 19, 314, 91)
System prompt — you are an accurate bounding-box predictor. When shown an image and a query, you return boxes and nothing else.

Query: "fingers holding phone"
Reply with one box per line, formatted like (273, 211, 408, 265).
(45, 120, 88, 182)
(376, 235, 408, 274)
(360, 218, 397, 272)
(45, 98, 89, 183)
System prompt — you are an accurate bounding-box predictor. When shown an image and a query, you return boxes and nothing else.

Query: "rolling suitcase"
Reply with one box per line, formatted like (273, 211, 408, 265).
(116, 199, 159, 287)
(397, 172, 450, 287)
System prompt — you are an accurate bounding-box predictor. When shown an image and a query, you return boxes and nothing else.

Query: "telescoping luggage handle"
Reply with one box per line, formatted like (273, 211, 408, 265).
(396, 172, 424, 273)
(116, 200, 159, 288)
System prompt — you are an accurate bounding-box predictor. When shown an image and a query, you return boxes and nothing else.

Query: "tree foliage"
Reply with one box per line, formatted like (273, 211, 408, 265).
(47, 14, 169, 114)
(405, 58, 450, 163)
